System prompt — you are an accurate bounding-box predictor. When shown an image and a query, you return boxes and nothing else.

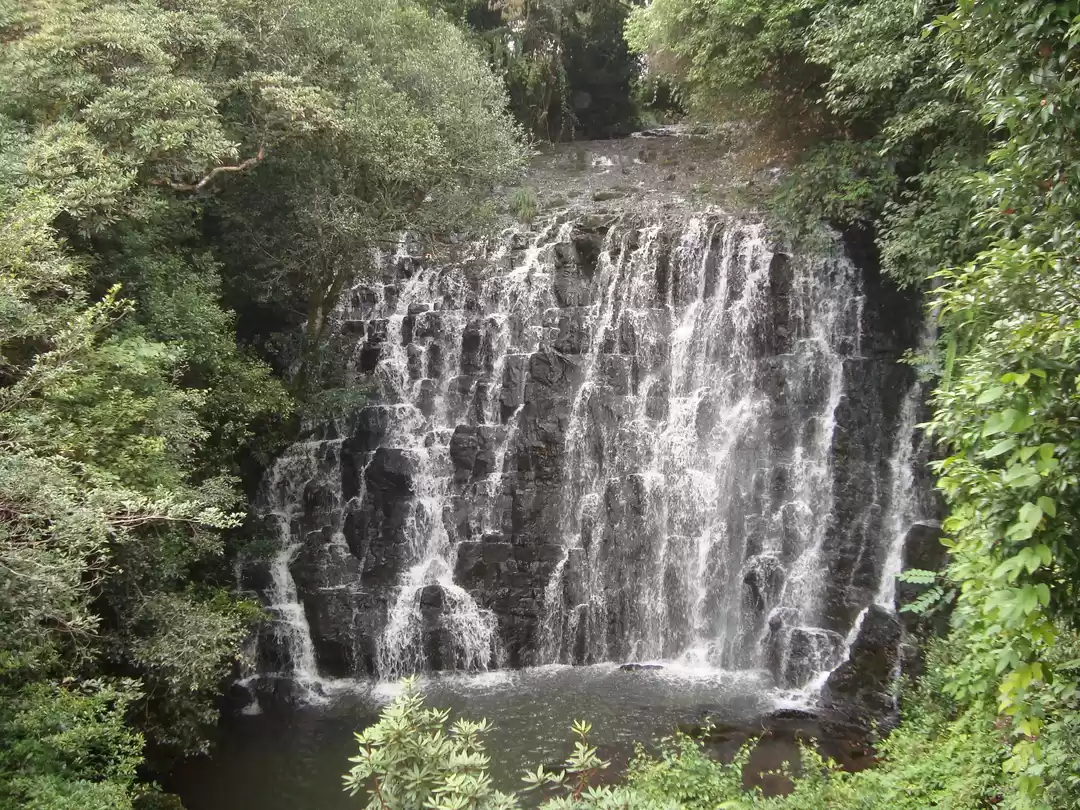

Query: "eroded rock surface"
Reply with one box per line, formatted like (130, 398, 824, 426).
(252, 137, 936, 719)
(823, 605, 904, 724)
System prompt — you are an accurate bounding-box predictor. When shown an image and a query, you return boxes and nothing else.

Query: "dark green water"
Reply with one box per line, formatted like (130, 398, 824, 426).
(176, 664, 810, 810)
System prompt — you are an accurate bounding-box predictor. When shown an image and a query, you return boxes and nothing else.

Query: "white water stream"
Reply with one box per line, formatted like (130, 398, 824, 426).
(255, 213, 930, 697)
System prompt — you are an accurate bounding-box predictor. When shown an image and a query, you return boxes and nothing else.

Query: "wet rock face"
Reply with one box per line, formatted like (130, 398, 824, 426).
(256, 211, 929, 715)
(896, 519, 950, 645)
(822, 605, 904, 724)
(901, 520, 946, 579)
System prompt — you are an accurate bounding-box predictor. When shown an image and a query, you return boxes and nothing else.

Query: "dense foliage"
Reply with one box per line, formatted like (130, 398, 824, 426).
(630, 0, 1080, 806)
(10, 0, 1080, 806)
(429, 0, 643, 140)
(0, 0, 522, 806)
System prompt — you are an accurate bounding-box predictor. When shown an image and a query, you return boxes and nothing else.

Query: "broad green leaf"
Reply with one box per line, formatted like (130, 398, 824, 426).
(1036, 496, 1056, 518)
(976, 385, 1006, 404)
(984, 437, 1018, 457)
(984, 408, 1019, 436)
(1008, 413, 1034, 433)
(1019, 502, 1043, 525)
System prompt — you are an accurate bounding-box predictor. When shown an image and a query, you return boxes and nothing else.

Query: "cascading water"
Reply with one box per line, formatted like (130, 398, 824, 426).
(536, 217, 863, 687)
(806, 323, 936, 703)
(875, 324, 936, 609)
(260, 439, 348, 698)
(254, 206, 930, 695)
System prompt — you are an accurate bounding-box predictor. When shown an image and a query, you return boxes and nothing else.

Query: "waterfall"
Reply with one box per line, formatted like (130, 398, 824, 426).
(535, 218, 863, 685)
(254, 209, 926, 692)
(260, 440, 346, 699)
(875, 385, 923, 609)
(875, 325, 936, 609)
(800, 321, 936, 702)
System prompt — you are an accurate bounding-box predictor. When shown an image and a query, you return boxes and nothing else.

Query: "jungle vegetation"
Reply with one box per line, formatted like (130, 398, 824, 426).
(4, 0, 1080, 808)
(0, 0, 521, 806)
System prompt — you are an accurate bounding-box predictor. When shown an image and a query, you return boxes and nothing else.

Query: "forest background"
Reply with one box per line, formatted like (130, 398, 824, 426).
(2, 1, 1079, 808)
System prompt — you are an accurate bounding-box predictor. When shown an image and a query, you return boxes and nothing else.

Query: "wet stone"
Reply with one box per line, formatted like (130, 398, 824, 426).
(426, 343, 444, 378)
(257, 202, 926, 701)
(500, 354, 529, 418)
(742, 555, 785, 612)
(420, 584, 444, 609)
(417, 379, 437, 417)
(406, 344, 424, 380)
(782, 627, 846, 688)
(359, 346, 381, 373)
(364, 448, 413, 495)
(449, 426, 479, 475)
(823, 606, 903, 726)
(414, 312, 442, 340)
(366, 319, 389, 343)
(351, 286, 380, 311)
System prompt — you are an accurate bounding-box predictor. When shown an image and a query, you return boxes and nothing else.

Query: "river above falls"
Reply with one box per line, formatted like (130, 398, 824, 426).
(175, 663, 867, 810)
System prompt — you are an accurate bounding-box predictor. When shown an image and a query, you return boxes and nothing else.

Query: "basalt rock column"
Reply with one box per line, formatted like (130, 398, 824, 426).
(256, 212, 928, 693)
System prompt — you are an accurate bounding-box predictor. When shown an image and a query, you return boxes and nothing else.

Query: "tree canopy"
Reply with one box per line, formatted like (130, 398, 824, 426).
(430, 0, 643, 140)
(631, 0, 1080, 805)
(0, 0, 522, 806)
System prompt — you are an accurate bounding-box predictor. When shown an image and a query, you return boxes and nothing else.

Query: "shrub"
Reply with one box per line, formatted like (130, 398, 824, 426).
(510, 187, 540, 225)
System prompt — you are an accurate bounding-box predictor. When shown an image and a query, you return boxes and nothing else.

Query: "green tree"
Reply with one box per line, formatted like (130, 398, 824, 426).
(0, 0, 524, 804)
(430, 0, 641, 140)
(628, 0, 1080, 805)
(627, 0, 986, 285)
(0, 182, 247, 807)
(922, 1, 1080, 804)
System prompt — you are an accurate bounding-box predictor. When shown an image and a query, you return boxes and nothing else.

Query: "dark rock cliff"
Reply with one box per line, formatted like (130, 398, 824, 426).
(252, 206, 934, 710)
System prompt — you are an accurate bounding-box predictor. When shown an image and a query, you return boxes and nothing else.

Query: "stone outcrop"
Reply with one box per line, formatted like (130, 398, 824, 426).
(823, 605, 904, 724)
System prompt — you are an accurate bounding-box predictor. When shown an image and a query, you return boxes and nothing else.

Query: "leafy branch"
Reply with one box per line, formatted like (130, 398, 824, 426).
(151, 148, 266, 193)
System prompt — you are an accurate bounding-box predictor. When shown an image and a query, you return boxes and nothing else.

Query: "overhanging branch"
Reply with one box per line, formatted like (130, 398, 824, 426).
(152, 147, 265, 193)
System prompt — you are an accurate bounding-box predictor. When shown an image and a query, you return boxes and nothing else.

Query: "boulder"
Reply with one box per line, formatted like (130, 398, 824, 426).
(782, 627, 845, 688)
(823, 605, 903, 725)
(365, 448, 413, 495)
